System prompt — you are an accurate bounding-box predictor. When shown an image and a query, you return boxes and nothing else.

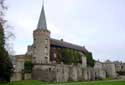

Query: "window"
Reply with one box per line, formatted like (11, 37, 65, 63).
(45, 38, 48, 40)
(49, 68, 51, 71)
(45, 38, 48, 44)
(34, 38, 36, 41)
(45, 57, 48, 59)
(45, 57, 48, 64)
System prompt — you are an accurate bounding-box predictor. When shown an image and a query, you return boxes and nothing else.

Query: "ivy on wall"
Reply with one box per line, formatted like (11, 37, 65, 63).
(56, 48, 95, 67)
(84, 52, 95, 67)
(57, 48, 82, 65)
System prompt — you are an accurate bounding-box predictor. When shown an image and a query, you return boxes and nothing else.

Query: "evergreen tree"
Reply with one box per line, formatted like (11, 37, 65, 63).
(0, 0, 13, 82)
(0, 23, 12, 82)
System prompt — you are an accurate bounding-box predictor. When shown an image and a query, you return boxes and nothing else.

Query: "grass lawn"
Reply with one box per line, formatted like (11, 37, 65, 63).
(0, 80, 125, 85)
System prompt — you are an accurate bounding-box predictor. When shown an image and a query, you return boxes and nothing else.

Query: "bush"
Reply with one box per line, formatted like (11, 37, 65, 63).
(117, 71, 125, 75)
(24, 61, 33, 73)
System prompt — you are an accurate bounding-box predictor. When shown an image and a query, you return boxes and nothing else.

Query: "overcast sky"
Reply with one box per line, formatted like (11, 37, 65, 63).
(6, 0, 125, 62)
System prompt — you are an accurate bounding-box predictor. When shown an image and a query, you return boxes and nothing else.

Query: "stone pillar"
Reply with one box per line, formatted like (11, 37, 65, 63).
(82, 54, 87, 68)
(69, 66, 78, 81)
(83, 68, 88, 80)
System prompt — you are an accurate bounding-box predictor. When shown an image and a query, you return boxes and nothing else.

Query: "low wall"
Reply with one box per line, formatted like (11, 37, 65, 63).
(11, 72, 31, 81)
(11, 72, 22, 81)
(24, 73, 31, 80)
(32, 64, 107, 82)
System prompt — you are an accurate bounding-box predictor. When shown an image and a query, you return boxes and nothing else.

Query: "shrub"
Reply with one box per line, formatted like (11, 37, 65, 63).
(24, 61, 33, 73)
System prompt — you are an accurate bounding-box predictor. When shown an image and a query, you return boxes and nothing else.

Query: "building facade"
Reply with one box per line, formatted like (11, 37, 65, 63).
(12, 3, 125, 82)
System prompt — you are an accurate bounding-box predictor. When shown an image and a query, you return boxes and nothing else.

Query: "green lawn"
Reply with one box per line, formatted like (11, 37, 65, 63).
(0, 80, 125, 85)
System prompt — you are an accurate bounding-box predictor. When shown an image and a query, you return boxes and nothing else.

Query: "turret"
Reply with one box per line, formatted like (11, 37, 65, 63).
(32, 4, 50, 64)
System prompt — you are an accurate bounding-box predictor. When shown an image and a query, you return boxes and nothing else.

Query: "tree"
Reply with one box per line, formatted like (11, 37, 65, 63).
(0, 23, 12, 82)
(24, 61, 33, 73)
(0, 0, 13, 82)
(0, 0, 7, 23)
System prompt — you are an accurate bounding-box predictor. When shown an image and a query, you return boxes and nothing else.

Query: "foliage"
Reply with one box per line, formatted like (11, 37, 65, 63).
(24, 61, 33, 73)
(0, 0, 13, 82)
(0, 23, 13, 82)
(0, 0, 15, 82)
(57, 48, 95, 67)
(117, 71, 125, 75)
(84, 52, 95, 67)
(0, 0, 15, 56)
(57, 48, 82, 65)
(0, 0, 7, 23)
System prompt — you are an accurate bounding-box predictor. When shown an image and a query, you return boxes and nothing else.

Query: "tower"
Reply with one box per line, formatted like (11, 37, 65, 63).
(32, 4, 50, 64)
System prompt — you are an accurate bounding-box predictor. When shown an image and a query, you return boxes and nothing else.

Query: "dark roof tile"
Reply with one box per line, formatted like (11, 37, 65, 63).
(50, 38, 88, 53)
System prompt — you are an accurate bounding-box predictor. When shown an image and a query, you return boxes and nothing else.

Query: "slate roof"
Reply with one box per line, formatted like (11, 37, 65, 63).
(37, 4, 47, 30)
(50, 38, 88, 53)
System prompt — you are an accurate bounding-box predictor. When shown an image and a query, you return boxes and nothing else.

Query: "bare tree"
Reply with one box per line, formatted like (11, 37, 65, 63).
(0, 0, 7, 23)
(0, 0, 15, 65)
(0, 0, 15, 55)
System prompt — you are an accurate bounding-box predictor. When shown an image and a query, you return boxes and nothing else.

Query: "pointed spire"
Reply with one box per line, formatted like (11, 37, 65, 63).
(37, 1, 47, 30)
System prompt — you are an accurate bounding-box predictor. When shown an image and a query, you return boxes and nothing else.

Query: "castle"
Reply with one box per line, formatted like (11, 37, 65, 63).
(12, 4, 125, 82)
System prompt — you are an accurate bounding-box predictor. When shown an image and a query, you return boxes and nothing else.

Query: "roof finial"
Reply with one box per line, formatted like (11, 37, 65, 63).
(42, 0, 44, 6)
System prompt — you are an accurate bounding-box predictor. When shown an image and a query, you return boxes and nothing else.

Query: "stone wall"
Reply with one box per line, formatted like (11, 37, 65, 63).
(32, 64, 56, 81)
(115, 63, 125, 72)
(33, 29, 50, 64)
(103, 63, 116, 78)
(32, 64, 107, 82)
(56, 64, 70, 82)
(24, 73, 31, 80)
(11, 72, 31, 81)
(94, 61, 106, 79)
(12, 63, 117, 82)
(11, 72, 22, 81)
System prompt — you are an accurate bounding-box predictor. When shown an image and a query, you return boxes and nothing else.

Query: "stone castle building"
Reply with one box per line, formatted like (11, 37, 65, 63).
(12, 4, 125, 82)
